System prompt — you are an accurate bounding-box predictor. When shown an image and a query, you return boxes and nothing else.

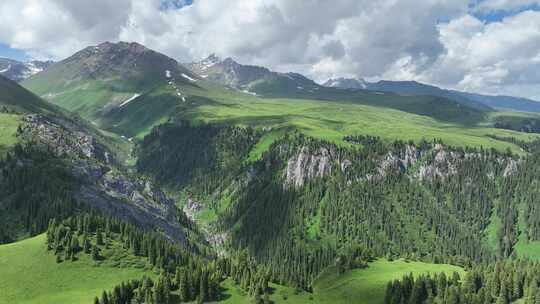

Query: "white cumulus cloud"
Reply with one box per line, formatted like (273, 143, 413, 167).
(0, 0, 540, 99)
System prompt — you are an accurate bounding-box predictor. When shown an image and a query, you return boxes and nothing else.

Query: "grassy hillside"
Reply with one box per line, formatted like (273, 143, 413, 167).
(488, 111, 540, 134)
(219, 259, 464, 304)
(220, 278, 315, 304)
(0, 113, 20, 156)
(312, 259, 465, 304)
(20, 43, 540, 153)
(0, 235, 464, 304)
(0, 75, 58, 115)
(185, 83, 537, 152)
(0, 234, 152, 304)
(87, 80, 538, 153)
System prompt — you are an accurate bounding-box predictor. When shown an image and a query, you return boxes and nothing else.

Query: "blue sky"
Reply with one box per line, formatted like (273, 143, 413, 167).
(474, 2, 540, 22)
(0, 43, 30, 61)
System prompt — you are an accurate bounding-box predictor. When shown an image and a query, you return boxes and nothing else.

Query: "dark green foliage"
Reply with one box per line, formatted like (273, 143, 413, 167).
(95, 264, 224, 304)
(214, 134, 512, 289)
(386, 260, 540, 304)
(136, 121, 259, 194)
(0, 144, 78, 244)
(135, 125, 529, 291)
(47, 213, 224, 303)
(486, 134, 540, 153)
(46, 212, 210, 267)
(494, 116, 540, 134)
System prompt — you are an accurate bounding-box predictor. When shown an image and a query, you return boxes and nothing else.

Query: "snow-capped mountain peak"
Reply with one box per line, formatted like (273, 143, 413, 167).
(323, 77, 368, 89)
(0, 58, 54, 82)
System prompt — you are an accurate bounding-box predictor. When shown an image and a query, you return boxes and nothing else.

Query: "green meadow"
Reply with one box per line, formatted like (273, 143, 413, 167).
(0, 234, 153, 304)
(312, 259, 465, 304)
(0, 234, 465, 304)
(0, 113, 20, 156)
(24, 75, 540, 154)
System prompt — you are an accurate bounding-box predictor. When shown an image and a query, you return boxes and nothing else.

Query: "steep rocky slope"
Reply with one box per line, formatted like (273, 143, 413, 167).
(188, 54, 320, 96)
(16, 114, 193, 243)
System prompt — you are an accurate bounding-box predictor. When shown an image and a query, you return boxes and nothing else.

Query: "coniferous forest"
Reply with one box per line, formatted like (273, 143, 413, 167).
(134, 121, 540, 301)
(4, 116, 540, 303)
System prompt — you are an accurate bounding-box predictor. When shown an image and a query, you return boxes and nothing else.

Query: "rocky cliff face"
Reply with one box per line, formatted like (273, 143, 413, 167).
(75, 165, 188, 242)
(284, 146, 335, 187)
(281, 141, 517, 188)
(18, 114, 191, 243)
(19, 114, 112, 163)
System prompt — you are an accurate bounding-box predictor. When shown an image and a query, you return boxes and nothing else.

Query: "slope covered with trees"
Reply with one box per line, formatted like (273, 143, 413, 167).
(135, 122, 540, 294)
(385, 260, 540, 303)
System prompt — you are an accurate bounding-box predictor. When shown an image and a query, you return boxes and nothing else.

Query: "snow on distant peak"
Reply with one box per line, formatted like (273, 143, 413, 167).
(199, 54, 221, 70)
(323, 77, 368, 89)
(0, 65, 11, 73)
(119, 93, 141, 107)
(181, 73, 197, 82)
(241, 90, 257, 96)
(165, 70, 171, 78)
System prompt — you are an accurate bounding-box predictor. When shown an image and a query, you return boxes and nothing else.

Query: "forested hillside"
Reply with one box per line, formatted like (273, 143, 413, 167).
(386, 260, 540, 304)
(134, 121, 540, 298)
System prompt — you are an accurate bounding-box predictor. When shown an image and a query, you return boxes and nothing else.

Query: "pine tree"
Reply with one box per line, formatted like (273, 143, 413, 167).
(92, 245, 99, 261)
(199, 272, 208, 302)
(83, 234, 91, 253)
(100, 290, 109, 304)
(96, 229, 104, 246)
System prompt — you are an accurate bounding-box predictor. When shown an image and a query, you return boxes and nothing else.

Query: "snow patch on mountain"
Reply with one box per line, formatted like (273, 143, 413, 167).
(181, 73, 197, 82)
(119, 94, 141, 107)
(0, 65, 11, 73)
(241, 90, 257, 96)
(323, 77, 368, 89)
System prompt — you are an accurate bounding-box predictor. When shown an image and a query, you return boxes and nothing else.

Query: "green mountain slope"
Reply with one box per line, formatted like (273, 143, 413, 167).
(21, 42, 534, 152)
(0, 113, 19, 155)
(0, 75, 58, 114)
(23, 42, 198, 124)
(0, 234, 464, 304)
(188, 55, 489, 124)
(312, 259, 464, 304)
(0, 234, 150, 304)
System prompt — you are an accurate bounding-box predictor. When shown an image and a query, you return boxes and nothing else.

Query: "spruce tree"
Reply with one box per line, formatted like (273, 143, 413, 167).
(92, 245, 99, 261)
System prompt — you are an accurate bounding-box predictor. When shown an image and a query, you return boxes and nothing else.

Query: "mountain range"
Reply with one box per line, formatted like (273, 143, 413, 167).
(323, 77, 540, 113)
(20, 42, 491, 137)
(9, 44, 540, 115)
(3, 40, 540, 304)
(323, 77, 368, 89)
(186, 55, 540, 113)
(187, 54, 320, 96)
(0, 58, 53, 82)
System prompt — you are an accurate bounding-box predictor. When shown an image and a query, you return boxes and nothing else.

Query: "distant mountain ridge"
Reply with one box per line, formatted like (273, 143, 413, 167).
(22, 41, 200, 123)
(0, 74, 58, 114)
(0, 58, 53, 82)
(323, 77, 540, 113)
(187, 55, 540, 113)
(187, 54, 320, 96)
(51, 41, 197, 87)
(19, 42, 489, 138)
(323, 77, 368, 89)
